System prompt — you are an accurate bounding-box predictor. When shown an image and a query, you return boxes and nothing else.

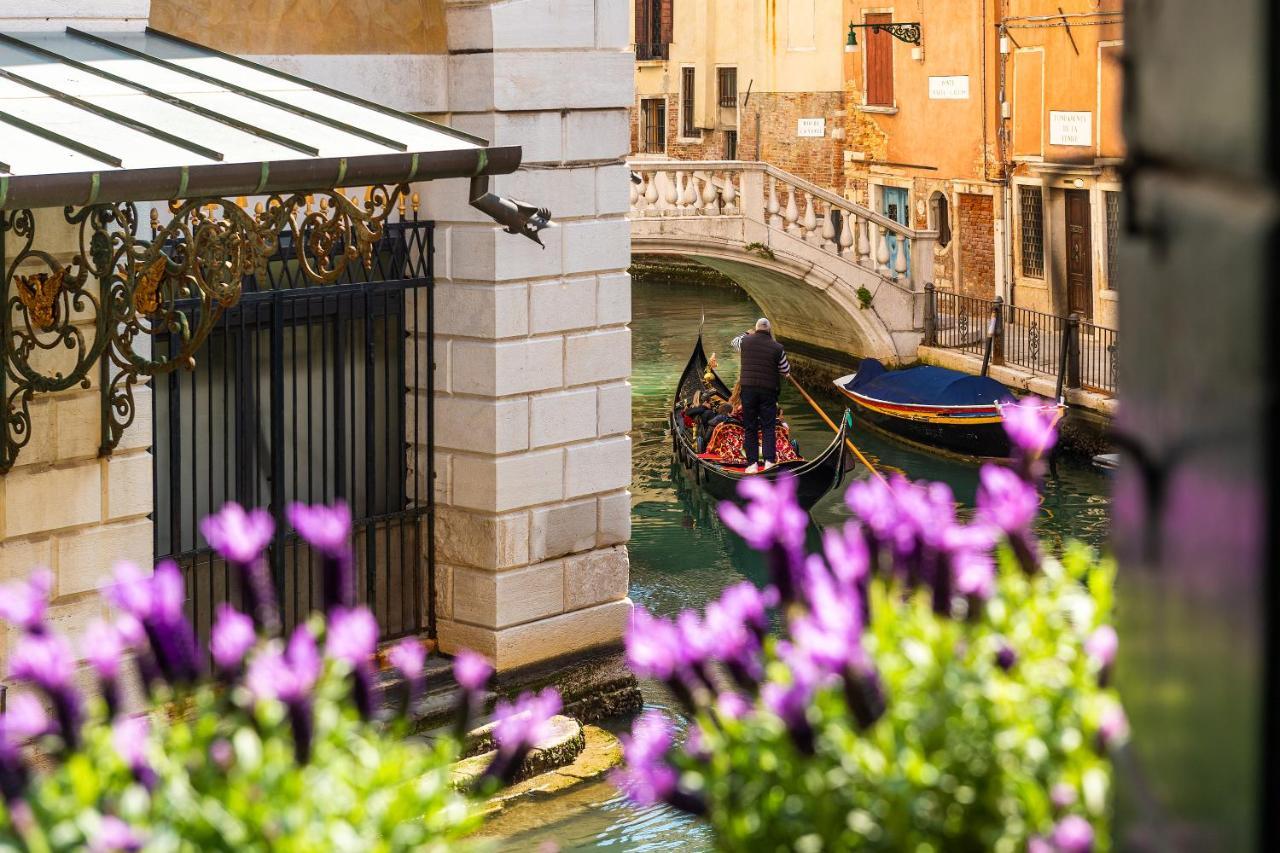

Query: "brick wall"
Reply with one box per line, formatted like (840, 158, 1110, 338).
(1, 210, 155, 673)
(740, 92, 844, 190)
(958, 192, 996, 299)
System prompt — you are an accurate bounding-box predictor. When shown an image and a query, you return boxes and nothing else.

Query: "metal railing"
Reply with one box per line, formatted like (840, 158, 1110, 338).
(925, 285, 1117, 396)
(636, 42, 670, 61)
(154, 216, 436, 652)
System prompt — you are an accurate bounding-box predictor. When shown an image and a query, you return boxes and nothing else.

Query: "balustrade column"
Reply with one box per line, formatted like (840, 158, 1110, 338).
(801, 193, 817, 242)
(784, 185, 800, 235)
(721, 172, 738, 214)
(821, 204, 837, 250)
(857, 218, 872, 267)
(767, 176, 782, 229)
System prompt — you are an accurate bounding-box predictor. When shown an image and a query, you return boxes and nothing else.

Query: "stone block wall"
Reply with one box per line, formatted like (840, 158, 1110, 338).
(0, 209, 155, 673)
(425, 0, 634, 671)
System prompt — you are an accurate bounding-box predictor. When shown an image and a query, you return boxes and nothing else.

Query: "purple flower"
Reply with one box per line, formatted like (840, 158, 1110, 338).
(995, 642, 1017, 672)
(762, 678, 817, 755)
(1028, 837, 1053, 853)
(453, 648, 492, 693)
(702, 599, 762, 687)
(1097, 702, 1129, 751)
(625, 608, 682, 682)
(105, 562, 153, 620)
(112, 716, 155, 791)
(613, 710, 678, 806)
(1001, 396, 1059, 463)
(83, 619, 126, 718)
(105, 561, 199, 684)
(210, 738, 234, 770)
(91, 816, 144, 853)
(211, 605, 256, 677)
(845, 476, 899, 544)
(482, 688, 563, 787)
(1085, 625, 1118, 668)
(0, 569, 52, 634)
(1, 693, 51, 742)
(676, 609, 717, 671)
(8, 632, 75, 692)
(976, 464, 1041, 572)
(387, 637, 427, 718)
(201, 502, 274, 566)
(326, 607, 378, 666)
(720, 476, 808, 603)
(1051, 815, 1094, 853)
(247, 627, 321, 763)
(946, 523, 999, 601)
(1051, 782, 1078, 811)
(822, 523, 870, 587)
(716, 581, 775, 637)
(289, 502, 355, 614)
(715, 691, 751, 721)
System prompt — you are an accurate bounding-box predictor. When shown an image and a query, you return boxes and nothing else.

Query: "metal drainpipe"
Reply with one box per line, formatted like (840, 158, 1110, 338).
(995, 5, 1018, 308)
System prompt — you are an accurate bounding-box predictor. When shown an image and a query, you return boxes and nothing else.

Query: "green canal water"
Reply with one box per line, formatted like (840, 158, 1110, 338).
(491, 280, 1112, 851)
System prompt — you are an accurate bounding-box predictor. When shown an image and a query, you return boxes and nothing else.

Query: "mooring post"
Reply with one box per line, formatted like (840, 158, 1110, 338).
(1066, 311, 1082, 390)
(923, 282, 937, 346)
(981, 296, 1003, 376)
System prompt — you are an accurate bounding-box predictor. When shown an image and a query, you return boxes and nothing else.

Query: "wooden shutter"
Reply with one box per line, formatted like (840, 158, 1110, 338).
(866, 14, 894, 107)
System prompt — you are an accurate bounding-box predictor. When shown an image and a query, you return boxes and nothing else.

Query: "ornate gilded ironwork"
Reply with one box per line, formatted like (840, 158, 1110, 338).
(1, 183, 408, 472)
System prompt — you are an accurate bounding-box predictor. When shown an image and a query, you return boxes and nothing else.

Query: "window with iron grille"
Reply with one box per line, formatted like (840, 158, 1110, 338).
(681, 67, 696, 137)
(1105, 191, 1121, 290)
(724, 130, 738, 161)
(640, 98, 666, 153)
(1019, 186, 1045, 279)
(718, 67, 738, 108)
(635, 0, 670, 60)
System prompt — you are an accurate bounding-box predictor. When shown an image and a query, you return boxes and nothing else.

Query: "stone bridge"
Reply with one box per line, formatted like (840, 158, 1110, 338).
(629, 160, 938, 365)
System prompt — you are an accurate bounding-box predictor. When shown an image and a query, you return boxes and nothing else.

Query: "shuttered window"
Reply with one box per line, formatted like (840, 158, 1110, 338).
(865, 14, 895, 107)
(681, 67, 696, 137)
(634, 0, 672, 60)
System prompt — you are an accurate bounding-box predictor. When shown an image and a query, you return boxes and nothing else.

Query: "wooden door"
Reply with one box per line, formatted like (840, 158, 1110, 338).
(1066, 190, 1093, 318)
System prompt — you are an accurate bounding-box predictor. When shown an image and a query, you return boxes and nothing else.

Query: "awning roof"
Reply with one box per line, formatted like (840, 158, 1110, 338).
(0, 27, 521, 209)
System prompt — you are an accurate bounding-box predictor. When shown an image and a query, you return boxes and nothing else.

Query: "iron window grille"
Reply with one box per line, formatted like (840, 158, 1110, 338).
(641, 98, 667, 153)
(1019, 186, 1046, 279)
(718, 67, 738, 108)
(681, 67, 697, 137)
(724, 130, 738, 161)
(1105, 191, 1121, 290)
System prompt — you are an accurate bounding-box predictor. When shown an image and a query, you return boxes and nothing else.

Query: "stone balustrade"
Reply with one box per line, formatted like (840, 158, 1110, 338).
(628, 160, 929, 290)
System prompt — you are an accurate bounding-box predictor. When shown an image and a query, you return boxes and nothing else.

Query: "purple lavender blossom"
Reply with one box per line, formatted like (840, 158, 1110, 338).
(822, 523, 870, 587)
(1028, 837, 1053, 853)
(7, 632, 82, 749)
(210, 738, 234, 771)
(2, 693, 51, 742)
(715, 691, 751, 721)
(1097, 703, 1129, 752)
(247, 626, 322, 763)
(976, 464, 1042, 573)
(106, 561, 200, 685)
(625, 607, 682, 682)
(211, 605, 256, 678)
(0, 568, 52, 634)
(453, 649, 493, 693)
(105, 562, 153, 621)
(112, 715, 156, 791)
(90, 816, 144, 853)
(720, 476, 808, 602)
(716, 581, 775, 637)
(482, 688, 563, 787)
(613, 710, 680, 807)
(762, 678, 817, 755)
(702, 599, 763, 689)
(1001, 396, 1060, 473)
(83, 619, 126, 717)
(327, 606, 378, 666)
(1051, 815, 1094, 853)
(201, 502, 274, 566)
(387, 637, 427, 718)
(842, 661, 887, 731)
(1085, 625, 1118, 686)
(995, 642, 1017, 672)
(289, 502, 354, 615)
(946, 523, 1000, 603)
(1051, 782, 1078, 811)
(451, 648, 492, 741)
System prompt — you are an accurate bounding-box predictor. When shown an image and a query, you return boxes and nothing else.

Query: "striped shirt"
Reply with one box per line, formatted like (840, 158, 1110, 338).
(733, 331, 790, 377)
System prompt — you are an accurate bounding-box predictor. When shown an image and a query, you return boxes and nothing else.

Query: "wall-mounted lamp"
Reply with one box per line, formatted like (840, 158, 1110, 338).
(845, 20, 922, 53)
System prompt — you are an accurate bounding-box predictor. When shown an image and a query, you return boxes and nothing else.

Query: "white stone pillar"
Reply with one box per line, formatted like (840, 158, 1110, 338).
(424, 0, 634, 671)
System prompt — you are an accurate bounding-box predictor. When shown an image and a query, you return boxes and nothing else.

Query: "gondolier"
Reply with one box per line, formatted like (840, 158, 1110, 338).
(732, 318, 791, 473)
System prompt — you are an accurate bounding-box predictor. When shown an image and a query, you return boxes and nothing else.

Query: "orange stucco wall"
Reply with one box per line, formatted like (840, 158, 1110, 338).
(149, 0, 448, 55)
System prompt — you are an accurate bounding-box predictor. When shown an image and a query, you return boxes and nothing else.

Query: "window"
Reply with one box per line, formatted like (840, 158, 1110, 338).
(635, 0, 670, 60)
(1019, 186, 1045, 279)
(1105, 191, 1121, 290)
(930, 192, 951, 248)
(718, 67, 738, 108)
(640, 98, 666, 154)
(724, 130, 738, 161)
(681, 67, 697, 137)
(865, 14, 895, 107)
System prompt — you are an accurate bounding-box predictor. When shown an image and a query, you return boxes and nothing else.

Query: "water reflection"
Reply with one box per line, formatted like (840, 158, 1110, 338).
(493, 280, 1111, 851)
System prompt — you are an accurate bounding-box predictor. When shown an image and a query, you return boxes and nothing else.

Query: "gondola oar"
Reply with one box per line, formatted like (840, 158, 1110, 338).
(786, 373, 887, 484)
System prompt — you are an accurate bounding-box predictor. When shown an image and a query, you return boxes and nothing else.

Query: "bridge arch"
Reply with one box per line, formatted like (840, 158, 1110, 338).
(629, 161, 938, 366)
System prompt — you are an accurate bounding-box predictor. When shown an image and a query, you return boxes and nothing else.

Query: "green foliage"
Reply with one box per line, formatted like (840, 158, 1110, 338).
(856, 286, 873, 309)
(680, 545, 1120, 852)
(1, 640, 482, 851)
(744, 242, 776, 261)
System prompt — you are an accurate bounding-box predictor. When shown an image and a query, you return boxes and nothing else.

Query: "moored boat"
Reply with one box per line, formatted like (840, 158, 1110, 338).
(671, 337, 850, 510)
(833, 359, 1057, 458)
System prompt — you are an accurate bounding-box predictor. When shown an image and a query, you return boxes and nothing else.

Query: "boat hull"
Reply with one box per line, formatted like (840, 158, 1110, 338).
(672, 338, 849, 511)
(833, 381, 1012, 458)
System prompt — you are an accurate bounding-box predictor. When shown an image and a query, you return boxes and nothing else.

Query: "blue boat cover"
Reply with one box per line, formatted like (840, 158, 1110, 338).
(842, 359, 1014, 407)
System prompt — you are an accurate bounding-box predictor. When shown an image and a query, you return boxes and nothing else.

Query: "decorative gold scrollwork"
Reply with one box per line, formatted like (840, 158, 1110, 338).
(1, 182, 409, 472)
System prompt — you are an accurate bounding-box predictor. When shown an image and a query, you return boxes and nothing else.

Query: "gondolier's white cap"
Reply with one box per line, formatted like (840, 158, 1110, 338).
(755, 317, 771, 330)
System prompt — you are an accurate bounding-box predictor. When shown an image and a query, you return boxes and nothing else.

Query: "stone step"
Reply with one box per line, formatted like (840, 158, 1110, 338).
(450, 714, 587, 788)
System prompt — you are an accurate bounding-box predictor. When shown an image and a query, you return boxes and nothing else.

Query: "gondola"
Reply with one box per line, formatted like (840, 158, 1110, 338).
(833, 358, 1062, 458)
(670, 336, 851, 510)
